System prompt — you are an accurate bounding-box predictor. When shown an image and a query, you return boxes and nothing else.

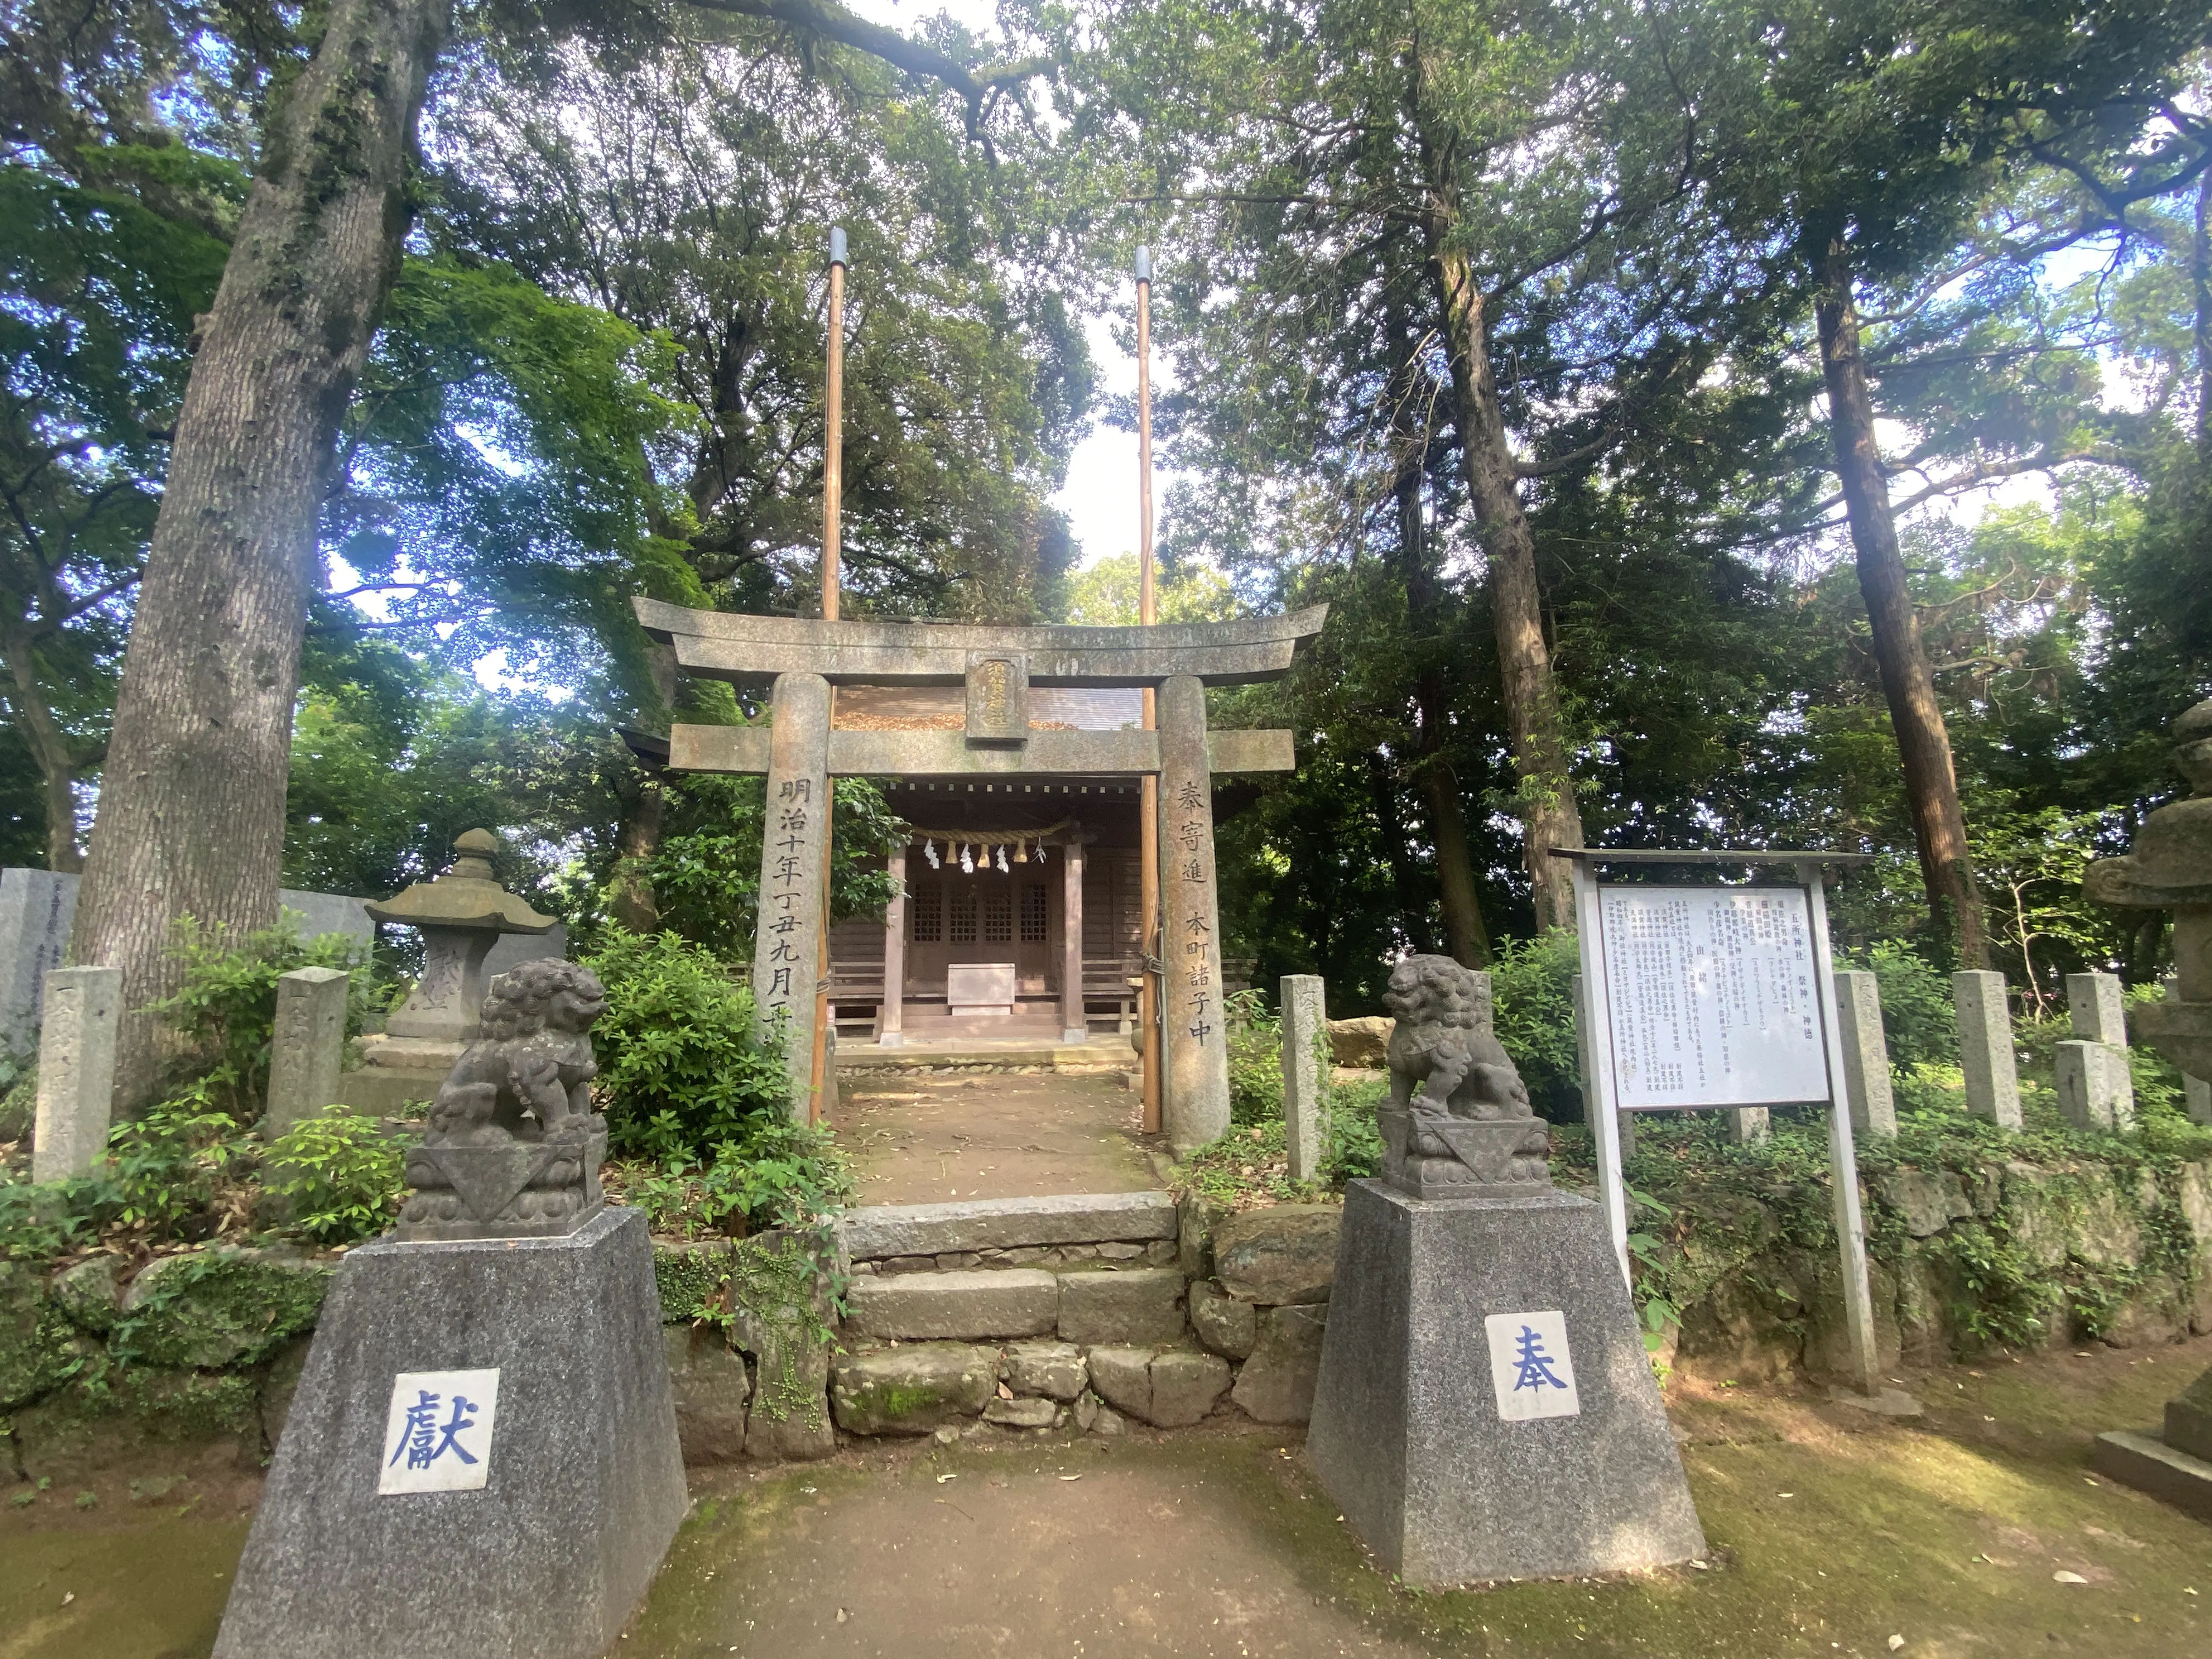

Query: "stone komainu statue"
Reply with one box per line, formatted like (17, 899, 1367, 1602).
(398, 958, 610, 1241)
(1379, 954, 1551, 1200)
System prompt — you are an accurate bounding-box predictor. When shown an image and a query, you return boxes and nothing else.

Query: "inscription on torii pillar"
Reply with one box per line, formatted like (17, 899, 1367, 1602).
(635, 599, 1328, 1147)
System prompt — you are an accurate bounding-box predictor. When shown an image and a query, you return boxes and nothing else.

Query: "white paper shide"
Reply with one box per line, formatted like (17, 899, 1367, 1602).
(377, 1368, 501, 1494)
(1599, 886, 1830, 1109)
(1485, 1310, 1581, 1421)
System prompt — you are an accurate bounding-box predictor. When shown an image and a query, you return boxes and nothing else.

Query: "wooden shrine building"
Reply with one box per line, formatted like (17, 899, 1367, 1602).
(634, 599, 1327, 1149)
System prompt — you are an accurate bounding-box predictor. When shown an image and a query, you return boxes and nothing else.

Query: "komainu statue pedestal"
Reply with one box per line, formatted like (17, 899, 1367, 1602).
(1305, 955, 1705, 1585)
(214, 960, 686, 1658)
(212, 1209, 686, 1659)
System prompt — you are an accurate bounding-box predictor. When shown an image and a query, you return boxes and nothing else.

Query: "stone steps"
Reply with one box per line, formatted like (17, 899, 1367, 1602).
(839, 1190, 1178, 1264)
(844, 1265, 1189, 1344)
(835, 1037, 1136, 1076)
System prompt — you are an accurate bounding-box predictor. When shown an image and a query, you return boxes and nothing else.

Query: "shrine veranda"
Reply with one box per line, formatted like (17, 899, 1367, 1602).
(635, 599, 1327, 1150)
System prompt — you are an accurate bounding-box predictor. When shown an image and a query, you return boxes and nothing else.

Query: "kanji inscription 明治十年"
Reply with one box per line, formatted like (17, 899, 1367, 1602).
(761, 777, 814, 1016)
(1598, 885, 1830, 1110)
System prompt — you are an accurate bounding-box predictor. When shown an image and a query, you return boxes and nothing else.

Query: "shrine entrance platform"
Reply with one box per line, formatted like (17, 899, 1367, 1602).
(830, 1066, 1157, 1204)
(835, 1025, 1138, 1077)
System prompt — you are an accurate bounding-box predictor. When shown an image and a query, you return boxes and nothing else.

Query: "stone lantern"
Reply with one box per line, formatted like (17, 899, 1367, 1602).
(340, 830, 557, 1114)
(2081, 698, 2212, 1516)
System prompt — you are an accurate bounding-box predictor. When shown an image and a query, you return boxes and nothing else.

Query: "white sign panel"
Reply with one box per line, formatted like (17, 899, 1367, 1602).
(1599, 885, 1830, 1109)
(1485, 1310, 1580, 1421)
(379, 1368, 500, 1494)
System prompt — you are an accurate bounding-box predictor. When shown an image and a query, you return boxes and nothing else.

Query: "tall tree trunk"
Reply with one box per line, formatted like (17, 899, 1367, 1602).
(1425, 234, 1586, 931)
(606, 642, 679, 933)
(1815, 256, 1989, 969)
(1388, 363, 1492, 967)
(69, 0, 449, 1104)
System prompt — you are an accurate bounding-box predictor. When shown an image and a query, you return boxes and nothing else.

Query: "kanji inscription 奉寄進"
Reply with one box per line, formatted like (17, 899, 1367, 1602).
(377, 1368, 502, 1493)
(1598, 885, 1830, 1110)
(1175, 778, 1216, 1046)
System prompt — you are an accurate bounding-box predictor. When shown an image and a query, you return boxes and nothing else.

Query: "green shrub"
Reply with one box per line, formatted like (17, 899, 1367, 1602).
(263, 1108, 407, 1244)
(1842, 939, 1957, 1075)
(1323, 1074, 1386, 1183)
(629, 1118, 854, 1239)
(1225, 988, 1284, 1126)
(0, 1090, 253, 1259)
(583, 929, 793, 1158)
(147, 917, 379, 1117)
(1491, 931, 1581, 1118)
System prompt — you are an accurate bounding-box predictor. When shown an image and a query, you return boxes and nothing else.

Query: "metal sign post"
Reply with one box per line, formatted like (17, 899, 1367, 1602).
(1555, 848, 1882, 1396)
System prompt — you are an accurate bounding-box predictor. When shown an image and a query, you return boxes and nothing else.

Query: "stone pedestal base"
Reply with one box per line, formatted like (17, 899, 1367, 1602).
(213, 1207, 687, 1659)
(1306, 1181, 1706, 1586)
(2089, 1430, 2212, 1521)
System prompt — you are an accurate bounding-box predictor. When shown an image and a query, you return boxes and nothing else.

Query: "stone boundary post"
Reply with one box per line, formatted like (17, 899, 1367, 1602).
(1832, 969, 1897, 1138)
(1954, 970, 2022, 1129)
(32, 965, 120, 1182)
(2055, 1041, 2134, 1132)
(1280, 974, 1325, 1181)
(2065, 972, 2128, 1047)
(264, 966, 351, 1139)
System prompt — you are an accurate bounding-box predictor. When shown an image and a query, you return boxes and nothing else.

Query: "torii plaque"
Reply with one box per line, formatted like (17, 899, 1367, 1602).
(635, 599, 1327, 1150)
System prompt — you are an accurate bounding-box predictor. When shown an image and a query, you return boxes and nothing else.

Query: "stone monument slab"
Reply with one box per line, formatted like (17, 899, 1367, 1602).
(31, 965, 119, 1181)
(211, 1207, 685, 1659)
(263, 967, 349, 1138)
(1954, 970, 2022, 1128)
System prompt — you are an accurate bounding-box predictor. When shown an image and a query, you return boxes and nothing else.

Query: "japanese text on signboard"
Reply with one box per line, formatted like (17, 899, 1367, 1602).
(1598, 886, 1829, 1109)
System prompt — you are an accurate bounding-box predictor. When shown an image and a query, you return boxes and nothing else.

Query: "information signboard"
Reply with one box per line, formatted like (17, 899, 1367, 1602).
(1558, 847, 1882, 1397)
(1598, 886, 1831, 1109)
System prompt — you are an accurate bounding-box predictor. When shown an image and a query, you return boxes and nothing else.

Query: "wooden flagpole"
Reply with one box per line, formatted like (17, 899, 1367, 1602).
(1137, 246, 1163, 1134)
(809, 227, 847, 1124)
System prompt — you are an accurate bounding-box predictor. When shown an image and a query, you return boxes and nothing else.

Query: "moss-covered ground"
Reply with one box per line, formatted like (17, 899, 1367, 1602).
(624, 1335, 2212, 1658)
(3, 1335, 2208, 1656)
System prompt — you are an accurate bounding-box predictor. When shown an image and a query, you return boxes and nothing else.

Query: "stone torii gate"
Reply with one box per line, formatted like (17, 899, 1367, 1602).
(635, 598, 1327, 1150)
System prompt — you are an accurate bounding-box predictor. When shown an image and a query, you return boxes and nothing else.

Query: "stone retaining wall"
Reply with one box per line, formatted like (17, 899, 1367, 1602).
(10, 1152, 2210, 1481)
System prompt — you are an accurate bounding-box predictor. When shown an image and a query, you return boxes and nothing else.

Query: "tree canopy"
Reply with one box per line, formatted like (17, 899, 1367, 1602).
(3, 0, 2207, 1023)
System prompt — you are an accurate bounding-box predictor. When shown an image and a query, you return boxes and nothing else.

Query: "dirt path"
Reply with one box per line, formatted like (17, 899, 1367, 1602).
(625, 1334, 2212, 1658)
(831, 1070, 1159, 1204)
(8, 1328, 2210, 1657)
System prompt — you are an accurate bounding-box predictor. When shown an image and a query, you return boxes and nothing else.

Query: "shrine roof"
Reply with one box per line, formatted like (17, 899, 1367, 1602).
(633, 599, 1327, 687)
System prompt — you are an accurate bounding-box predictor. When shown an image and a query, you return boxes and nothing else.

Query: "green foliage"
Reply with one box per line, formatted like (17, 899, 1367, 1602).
(644, 775, 904, 962)
(98, 1089, 252, 1237)
(1323, 1075, 1387, 1184)
(1490, 932, 1582, 1120)
(626, 1120, 854, 1240)
(1841, 940, 1958, 1075)
(147, 918, 377, 1118)
(583, 929, 792, 1156)
(1224, 988, 1284, 1127)
(262, 1108, 407, 1245)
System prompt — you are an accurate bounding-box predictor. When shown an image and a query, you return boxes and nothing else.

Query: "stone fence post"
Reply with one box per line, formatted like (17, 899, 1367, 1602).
(1954, 970, 2022, 1129)
(264, 966, 351, 1138)
(1832, 969, 1897, 1138)
(32, 965, 120, 1182)
(1280, 975, 1325, 1182)
(2056, 971, 2134, 1132)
